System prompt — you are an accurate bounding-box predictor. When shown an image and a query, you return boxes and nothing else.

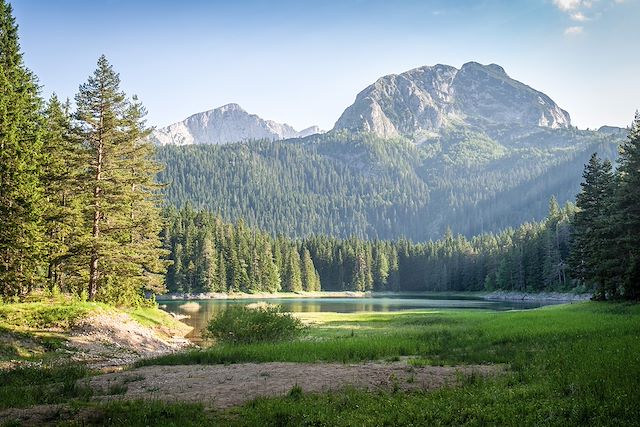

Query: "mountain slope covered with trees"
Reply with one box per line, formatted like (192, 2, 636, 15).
(158, 127, 621, 241)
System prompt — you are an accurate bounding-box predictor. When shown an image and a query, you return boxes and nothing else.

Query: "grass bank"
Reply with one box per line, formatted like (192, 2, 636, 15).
(0, 294, 191, 413)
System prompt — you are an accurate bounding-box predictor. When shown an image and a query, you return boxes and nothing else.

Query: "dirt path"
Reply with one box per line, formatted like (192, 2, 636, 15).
(89, 361, 503, 409)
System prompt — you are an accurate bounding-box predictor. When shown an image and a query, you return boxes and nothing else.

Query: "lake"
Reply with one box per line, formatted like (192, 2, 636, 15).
(160, 294, 558, 338)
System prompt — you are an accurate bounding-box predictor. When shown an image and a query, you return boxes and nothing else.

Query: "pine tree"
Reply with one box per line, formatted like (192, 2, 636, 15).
(615, 113, 640, 299)
(198, 234, 217, 292)
(301, 248, 320, 291)
(74, 56, 167, 304)
(41, 95, 87, 292)
(0, 0, 45, 296)
(282, 247, 302, 292)
(260, 240, 280, 292)
(372, 246, 389, 291)
(570, 154, 616, 298)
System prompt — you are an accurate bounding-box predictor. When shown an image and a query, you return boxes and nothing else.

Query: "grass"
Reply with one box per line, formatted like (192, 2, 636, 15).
(127, 305, 192, 338)
(129, 302, 640, 425)
(2, 302, 639, 425)
(0, 294, 192, 415)
(0, 364, 93, 410)
(0, 299, 105, 330)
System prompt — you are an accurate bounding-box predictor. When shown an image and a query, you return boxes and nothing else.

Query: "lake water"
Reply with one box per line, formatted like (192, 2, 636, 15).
(160, 294, 558, 338)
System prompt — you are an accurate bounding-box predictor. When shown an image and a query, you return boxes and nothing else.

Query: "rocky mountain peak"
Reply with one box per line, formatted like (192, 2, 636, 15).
(333, 62, 571, 141)
(148, 104, 323, 146)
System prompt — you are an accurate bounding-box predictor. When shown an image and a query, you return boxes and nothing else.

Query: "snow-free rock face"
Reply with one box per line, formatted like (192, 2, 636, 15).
(333, 62, 571, 141)
(149, 103, 323, 146)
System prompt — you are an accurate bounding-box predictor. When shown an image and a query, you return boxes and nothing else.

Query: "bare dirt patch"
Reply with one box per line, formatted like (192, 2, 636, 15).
(66, 313, 191, 370)
(89, 361, 503, 409)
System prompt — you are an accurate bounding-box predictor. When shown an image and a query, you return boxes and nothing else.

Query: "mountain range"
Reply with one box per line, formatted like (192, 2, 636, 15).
(154, 62, 627, 240)
(149, 103, 322, 146)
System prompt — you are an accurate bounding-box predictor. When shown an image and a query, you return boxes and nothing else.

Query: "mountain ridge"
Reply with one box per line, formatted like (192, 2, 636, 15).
(149, 103, 323, 146)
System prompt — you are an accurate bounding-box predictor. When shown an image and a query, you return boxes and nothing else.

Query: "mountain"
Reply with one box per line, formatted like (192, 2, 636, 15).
(155, 62, 626, 241)
(157, 129, 622, 240)
(334, 62, 571, 141)
(149, 103, 323, 146)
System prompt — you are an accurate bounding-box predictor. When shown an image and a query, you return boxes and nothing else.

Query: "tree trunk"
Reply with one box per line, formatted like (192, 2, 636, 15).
(88, 141, 103, 300)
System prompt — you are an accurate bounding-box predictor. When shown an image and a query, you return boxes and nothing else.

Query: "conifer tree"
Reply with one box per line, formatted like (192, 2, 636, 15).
(198, 234, 217, 292)
(282, 247, 302, 292)
(0, 0, 45, 296)
(74, 56, 167, 303)
(570, 154, 616, 298)
(301, 248, 320, 291)
(615, 113, 640, 299)
(41, 95, 87, 292)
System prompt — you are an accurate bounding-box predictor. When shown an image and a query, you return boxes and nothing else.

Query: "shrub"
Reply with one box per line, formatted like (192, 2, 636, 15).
(206, 304, 304, 344)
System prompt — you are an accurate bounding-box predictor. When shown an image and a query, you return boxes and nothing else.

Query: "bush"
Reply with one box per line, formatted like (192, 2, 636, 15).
(206, 304, 304, 344)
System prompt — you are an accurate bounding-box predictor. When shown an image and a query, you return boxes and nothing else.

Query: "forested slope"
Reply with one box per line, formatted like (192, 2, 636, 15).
(157, 127, 621, 241)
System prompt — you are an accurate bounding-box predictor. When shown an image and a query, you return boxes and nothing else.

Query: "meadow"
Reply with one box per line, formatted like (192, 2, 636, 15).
(1, 301, 639, 426)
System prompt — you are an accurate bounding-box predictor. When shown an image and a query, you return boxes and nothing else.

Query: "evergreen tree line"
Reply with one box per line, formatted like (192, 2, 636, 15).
(163, 199, 575, 294)
(570, 114, 640, 300)
(0, 1, 165, 304)
(162, 206, 320, 294)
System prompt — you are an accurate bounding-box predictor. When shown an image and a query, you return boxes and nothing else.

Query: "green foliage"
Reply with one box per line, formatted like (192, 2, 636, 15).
(0, 298, 102, 329)
(0, 363, 92, 409)
(157, 128, 621, 241)
(0, 0, 46, 296)
(615, 113, 640, 299)
(571, 113, 640, 300)
(40, 95, 88, 295)
(165, 203, 575, 294)
(206, 304, 304, 344)
(74, 56, 168, 303)
(73, 400, 210, 427)
(162, 207, 318, 295)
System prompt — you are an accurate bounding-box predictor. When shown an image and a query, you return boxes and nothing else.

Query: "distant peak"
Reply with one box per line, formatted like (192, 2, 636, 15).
(460, 62, 506, 75)
(217, 103, 246, 113)
(333, 61, 571, 138)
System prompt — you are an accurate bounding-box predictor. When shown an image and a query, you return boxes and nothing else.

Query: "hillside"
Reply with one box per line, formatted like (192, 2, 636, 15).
(157, 127, 622, 240)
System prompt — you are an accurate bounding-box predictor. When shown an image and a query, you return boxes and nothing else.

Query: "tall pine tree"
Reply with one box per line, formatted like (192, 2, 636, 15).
(615, 113, 640, 299)
(0, 0, 45, 296)
(75, 56, 167, 304)
(570, 154, 616, 298)
(41, 94, 87, 292)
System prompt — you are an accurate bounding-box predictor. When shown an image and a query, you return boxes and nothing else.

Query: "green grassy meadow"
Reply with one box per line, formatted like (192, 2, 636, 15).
(1, 302, 639, 426)
(135, 302, 639, 425)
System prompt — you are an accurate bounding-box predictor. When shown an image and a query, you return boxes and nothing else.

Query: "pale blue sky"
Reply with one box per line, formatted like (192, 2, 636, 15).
(12, 0, 640, 131)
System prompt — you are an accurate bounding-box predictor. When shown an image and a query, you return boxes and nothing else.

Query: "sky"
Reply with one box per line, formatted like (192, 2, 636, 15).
(11, 0, 640, 131)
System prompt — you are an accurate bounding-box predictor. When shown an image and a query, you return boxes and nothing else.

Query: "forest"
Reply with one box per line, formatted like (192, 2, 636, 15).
(162, 199, 575, 295)
(156, 126, 621, 241)
(1, 0, 638, 305)
(0, 1, 165, 304)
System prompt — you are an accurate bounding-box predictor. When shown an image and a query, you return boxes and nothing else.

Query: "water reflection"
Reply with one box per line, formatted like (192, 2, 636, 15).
(161, 295, 557, 338)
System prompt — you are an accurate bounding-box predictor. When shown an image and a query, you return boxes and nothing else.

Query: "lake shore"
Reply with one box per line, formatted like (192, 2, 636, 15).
(155, 291, 370, 301)
(483, 290, 592, 302)
(156, 290, 592, 302)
